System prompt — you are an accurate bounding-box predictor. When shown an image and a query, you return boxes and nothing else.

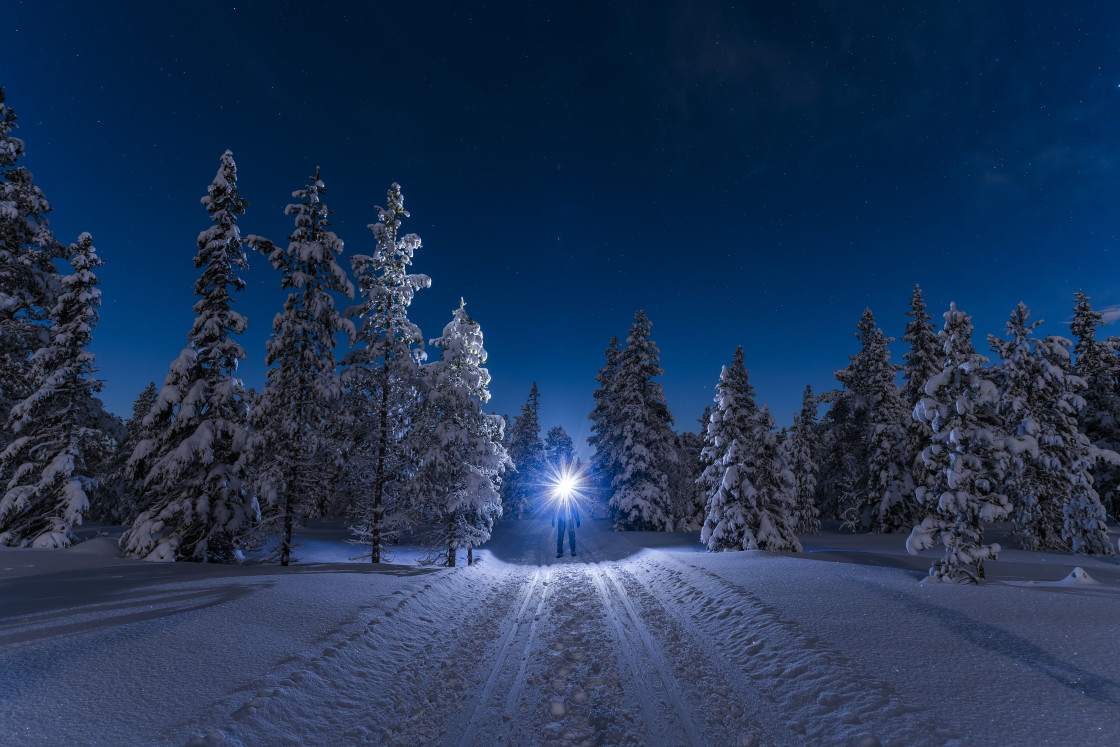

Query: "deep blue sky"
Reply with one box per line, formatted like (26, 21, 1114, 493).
(7, 1, 1120, 451)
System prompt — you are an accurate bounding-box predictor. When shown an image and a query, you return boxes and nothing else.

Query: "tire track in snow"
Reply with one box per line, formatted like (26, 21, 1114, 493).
(453, 567, 552, 746)
(590, 563, 704, 746)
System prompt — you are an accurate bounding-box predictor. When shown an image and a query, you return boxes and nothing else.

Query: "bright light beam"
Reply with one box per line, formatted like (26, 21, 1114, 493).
(553, 473, 577, 502)
(541, 461, 591, 517)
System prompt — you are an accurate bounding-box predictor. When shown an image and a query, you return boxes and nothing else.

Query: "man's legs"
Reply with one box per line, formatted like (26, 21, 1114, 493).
(568, 526, 577, 555)
(557, 518, 566, 556)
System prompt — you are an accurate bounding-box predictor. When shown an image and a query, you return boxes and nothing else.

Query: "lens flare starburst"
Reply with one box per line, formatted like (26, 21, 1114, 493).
(542, 461, 591, 517)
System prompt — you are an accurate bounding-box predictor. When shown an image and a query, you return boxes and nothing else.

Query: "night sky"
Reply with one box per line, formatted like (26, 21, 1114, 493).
(7, 2, 1120, 452)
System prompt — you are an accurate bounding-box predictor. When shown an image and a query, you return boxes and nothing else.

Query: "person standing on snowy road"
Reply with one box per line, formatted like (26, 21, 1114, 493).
(552, 498, 580, 557)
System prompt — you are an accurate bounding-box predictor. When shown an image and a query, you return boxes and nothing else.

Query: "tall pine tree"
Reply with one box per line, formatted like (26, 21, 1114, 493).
(0, 88, 62, 459)
(248, 168, 354, 566)
(699, 348, 800, 551)
(1035, 334, 1114, 555)
(121, 152, 256, 562)
(98, 381, 158, 524)
(505, 383, 544, 518)
(1070, 290, 1120, 518)
(610, 311, 675, 530)
(544, 425, 575, 467)
(989, 303, 1056, 550)
(829, 308, 910, 531)
(1, 234, 105, 548)
(587, 335, 622, 517)
(908, 303, 1010, 583)
(343, 183, 430, 562)
(902, 285, 941, 519)
(415, 300, 509, 566)
(786, 385, 821, 535)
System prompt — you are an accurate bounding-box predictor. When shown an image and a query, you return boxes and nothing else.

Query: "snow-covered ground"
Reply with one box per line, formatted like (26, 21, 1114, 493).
(2, 518, 1119, 746)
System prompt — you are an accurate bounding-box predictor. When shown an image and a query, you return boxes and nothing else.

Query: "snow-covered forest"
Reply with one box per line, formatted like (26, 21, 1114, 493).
(3, 86, 1119, 582)
(4, 79, 1120, 745)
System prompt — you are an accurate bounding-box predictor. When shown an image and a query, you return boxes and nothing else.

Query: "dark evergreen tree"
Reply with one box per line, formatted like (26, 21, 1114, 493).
(699, 348, 801, 552)
(0, 88, 62, 462)
(863, 325, 914, 533)
(342, 183, 430, 562)
(786, 385, 821, 534)
(97, 381, 159, 524)
(587, 335, 622, 513)
(827, 309, 910, 531)
(902, 284, 941, 519)
(672, 424, 707, 531)
(1036, 336, 1113, 555)
(505, 383, 544, 518)
(1070, 290, 1120, 517)
(610, 311, 675, 530)
(902, 285, 942, 408)
(121, 152, 256, 562)
(699, 347, 758, 550)
(908, 303, 1010, 583)
(544, 425, 575, 468)
(1, 234, 105, 547)
(248, 169, 354, 566)
(989, 303, 1059, 550)
(414, 300, 509, 566)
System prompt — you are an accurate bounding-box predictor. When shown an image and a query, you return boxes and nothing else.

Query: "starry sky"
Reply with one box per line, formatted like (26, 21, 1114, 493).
(7, 1, 1120, 452)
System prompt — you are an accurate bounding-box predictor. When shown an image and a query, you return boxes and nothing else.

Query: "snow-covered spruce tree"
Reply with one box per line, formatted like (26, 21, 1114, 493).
(415, 300, 509, 566)
(1070, 290, 1120, 517)
(0, 234, 105, 547)
(819, 311, 875, 521)
(687, 405, 716, 529)
(863, 324, 914, 533)
(610, 310, 676, 530)
(247, 168, 354, 566)
(785, 385, 820, 534)
(342, 182, 430, 562)
(0, 88, 62, 457)
(902, 285, 942, 409)
(1035, 335, 1114, 555)
(672, 423, 707, 531)
(993, 307, 1114, 555)
(699, 347, 756, 550)
(120, 152, 256, 562)
(95, 381, 158, 524)
(505, 382, 544, 518)
(902, 284, 941, 509)
(829, 308, 911, 531)
(587, 335, 622, 516)
(699, 347, 800, 551)
(752, 409, 802, 551)
(544, 425, 575, 467)
(988, 303, 1057, 550)
(908, 303, 1011, 583)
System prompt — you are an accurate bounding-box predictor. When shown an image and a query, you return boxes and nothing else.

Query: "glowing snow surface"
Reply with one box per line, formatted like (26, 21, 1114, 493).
(2, 519, 1119, 745)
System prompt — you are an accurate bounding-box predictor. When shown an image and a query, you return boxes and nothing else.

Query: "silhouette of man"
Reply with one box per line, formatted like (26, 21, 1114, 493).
(552, 498, 580, 557)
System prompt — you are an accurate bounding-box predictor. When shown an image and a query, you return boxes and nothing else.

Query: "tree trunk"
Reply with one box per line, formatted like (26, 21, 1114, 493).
(448, 540, 456, 567)
(370, 368, 391, 564)
(467, 546, 473, 565)
(280, 483, 294, 567)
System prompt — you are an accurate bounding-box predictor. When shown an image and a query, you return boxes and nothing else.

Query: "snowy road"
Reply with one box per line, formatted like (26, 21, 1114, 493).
(3, 518, 1120, 745)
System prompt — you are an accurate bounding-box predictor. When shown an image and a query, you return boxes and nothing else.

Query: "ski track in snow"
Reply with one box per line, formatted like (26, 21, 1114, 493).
(192, 564, 527, 746)
(13, 519, 1108, 745)
(629, 551, 959, 746)
(588, 564, 704, 745)
(183, 557, 779, 745)
(188, 538, 918, 745)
